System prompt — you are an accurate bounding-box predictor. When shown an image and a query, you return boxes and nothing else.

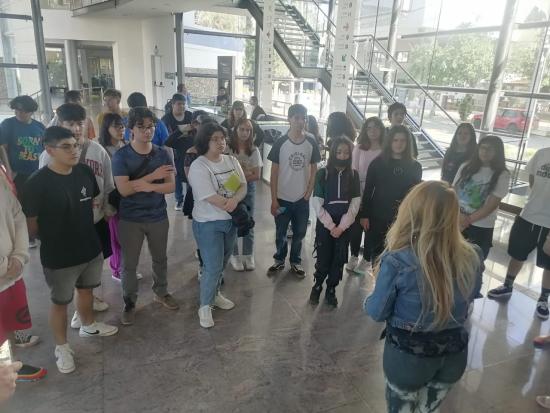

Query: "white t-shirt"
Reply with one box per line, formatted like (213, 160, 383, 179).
(521, 147, 550, 228)
(267, 133, 321, 202)
(39, 139, 115, 223)
(230, 147, 263, 177)
(453, 164, 510, 228)
(188, 154, 246, 222)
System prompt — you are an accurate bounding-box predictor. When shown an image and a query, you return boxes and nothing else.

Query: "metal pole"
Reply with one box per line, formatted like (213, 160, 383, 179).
(175, 13, 184, 85)
(254, 25, 261, 98)
(480, 0, 519, 135)
(30, 0, 52, 122)
(384, 0, 403, 86)
(64, 39, 80, 90)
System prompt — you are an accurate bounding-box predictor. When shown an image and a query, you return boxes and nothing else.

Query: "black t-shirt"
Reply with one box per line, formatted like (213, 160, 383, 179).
(161, 111, 193, 134)
(22, 163, 101, 269)
(441, 150, 469, 184)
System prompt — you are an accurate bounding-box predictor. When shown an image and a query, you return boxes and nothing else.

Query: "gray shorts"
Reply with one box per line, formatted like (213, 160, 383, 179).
(43, 254, 103, 305)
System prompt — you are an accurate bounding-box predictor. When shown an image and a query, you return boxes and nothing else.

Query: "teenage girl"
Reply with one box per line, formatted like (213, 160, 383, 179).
(310, 136, 361, 307)
(348, 116, 384, 274)
(453, 135, 510, 260)
(359, 125, 422, 264)
(441, 122, 477, 184)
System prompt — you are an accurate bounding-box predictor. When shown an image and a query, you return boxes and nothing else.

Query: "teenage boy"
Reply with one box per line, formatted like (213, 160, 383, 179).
(267, 104, 321, 278)
(112, 107, 178, 326)
(163, 101, 195, 211)
(97, 88, 127, 129)
(161, 94, 192, 134)
(387, 102, 418, 158)
(488, 147, 550, 320)
(22, 126, 118, 374)
(0, 180, 47, 382)
(0, 96, 45, 196)
(48, 90, 96, 140)
(124, 92, 169, 146)
(215, 87, 229, 106)
(250, 96, 266, 121)
(39, 103, 116, 324)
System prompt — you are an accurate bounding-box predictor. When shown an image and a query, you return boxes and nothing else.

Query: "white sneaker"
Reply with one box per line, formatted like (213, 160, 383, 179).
(230, 255, 244, 271)
(346, 255, 359, 271)
(137, 273, 143, 280)
(70, 311, 81, 329)
(93, 296, 109, 312)
(243, 255, 255, 271)
(55, 344, 75, 374)
(213, 292, 235, 310)
(355, 259, 370, 274)
(79, 321, 119, 338)
(28, 238, 38, 249)
(198, 305, 214, 328)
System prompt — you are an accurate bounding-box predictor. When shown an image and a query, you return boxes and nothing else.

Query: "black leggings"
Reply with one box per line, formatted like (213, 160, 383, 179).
(314, 223, 349, 288)
(349, 220, 369, 259)
(365, 218, 393, 263)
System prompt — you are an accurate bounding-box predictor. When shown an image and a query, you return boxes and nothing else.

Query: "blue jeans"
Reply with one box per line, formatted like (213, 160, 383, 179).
(174, 173, 185, 204)
(273, 198, 310, 265)
(233, 182, 256, 256)
(192, 219, 237, 306)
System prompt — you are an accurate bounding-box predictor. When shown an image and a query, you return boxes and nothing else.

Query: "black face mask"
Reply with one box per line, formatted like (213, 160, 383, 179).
(333, 158, 349, 168)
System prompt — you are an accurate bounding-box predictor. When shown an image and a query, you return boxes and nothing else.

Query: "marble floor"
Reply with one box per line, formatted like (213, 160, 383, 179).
(4, 182, 550, 413)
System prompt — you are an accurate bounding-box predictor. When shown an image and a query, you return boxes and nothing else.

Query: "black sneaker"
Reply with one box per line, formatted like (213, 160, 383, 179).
(290, 263, 306, 279)
(536, 300, 549, 320)
(268, 261, 284, 273)
(487, 284, 513, 300)
(16, 364, 47, 382)
(325, 288, 338, 307)
(309, 285, 322, 305)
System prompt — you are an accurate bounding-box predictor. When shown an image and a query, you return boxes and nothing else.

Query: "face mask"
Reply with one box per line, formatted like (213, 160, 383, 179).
(334, 158, 349, 168)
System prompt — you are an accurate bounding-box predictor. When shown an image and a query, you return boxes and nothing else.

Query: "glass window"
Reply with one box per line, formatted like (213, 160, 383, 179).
(190, 11, 255, 35)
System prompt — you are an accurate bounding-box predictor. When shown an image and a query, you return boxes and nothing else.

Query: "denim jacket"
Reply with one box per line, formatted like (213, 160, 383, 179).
(364, 247, 483, 332)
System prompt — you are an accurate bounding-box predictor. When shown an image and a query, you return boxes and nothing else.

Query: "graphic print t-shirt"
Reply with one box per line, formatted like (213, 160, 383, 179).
(188, 155, 246, 222)
(453, 165, 510, 228)
(22, 164, 101, 269)
(521, 147, 550, 228)
(267, 133, 321, 202)
(0, 117, 45, 175)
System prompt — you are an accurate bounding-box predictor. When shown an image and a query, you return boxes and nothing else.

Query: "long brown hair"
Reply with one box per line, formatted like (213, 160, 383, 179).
(379, 180, 480, 329)
(228, 100, 247, 128)
(381, 125, 415, 162)
(357, 116, 385, 150)
(229, 117, 254, 156)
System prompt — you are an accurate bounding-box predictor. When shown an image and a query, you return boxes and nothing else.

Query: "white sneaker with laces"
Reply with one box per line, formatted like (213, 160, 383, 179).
(243, 255, 255, 271)
(198, 305, 214, 328)
(230, 255, 244, 271)
(55, 344, 75, 374)
(345, 255, 359, 271)
(93, 296, 109, 312)
(70, 311, 81, 329)
(354, 259, 370, 274)
(137, 273, 143, 280)
(213, 292, 235, 310)
(79, 321, 119, 338)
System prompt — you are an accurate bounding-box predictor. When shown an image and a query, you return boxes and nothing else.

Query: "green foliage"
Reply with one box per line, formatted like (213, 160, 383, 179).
(408, 34, 495, 87)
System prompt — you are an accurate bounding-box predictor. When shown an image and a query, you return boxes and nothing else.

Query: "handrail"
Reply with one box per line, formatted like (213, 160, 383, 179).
(359, 35, 458, 128)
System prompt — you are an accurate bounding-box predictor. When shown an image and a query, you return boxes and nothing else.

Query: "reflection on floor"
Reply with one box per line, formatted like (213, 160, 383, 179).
(5, 182, 550, 413)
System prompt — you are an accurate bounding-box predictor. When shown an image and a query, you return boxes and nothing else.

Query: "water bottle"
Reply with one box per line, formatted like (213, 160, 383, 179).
(276, 206, 287, 216)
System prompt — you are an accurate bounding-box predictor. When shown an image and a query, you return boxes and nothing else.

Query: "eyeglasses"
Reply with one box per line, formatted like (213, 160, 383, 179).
(52, 143, 82, 152)
(136, 124, 155, 132)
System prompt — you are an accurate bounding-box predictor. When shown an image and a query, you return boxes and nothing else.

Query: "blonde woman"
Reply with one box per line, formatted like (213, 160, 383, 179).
(365, 181, 484, 413)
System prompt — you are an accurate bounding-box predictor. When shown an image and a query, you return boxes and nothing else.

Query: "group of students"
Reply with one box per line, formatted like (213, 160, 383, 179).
(1, 90, 550, 411)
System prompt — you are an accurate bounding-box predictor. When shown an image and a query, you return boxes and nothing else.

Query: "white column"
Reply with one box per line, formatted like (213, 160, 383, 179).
(64, 39, 80, 90)
(259, 0, 275, 113)
(329, 0, 360, 113)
